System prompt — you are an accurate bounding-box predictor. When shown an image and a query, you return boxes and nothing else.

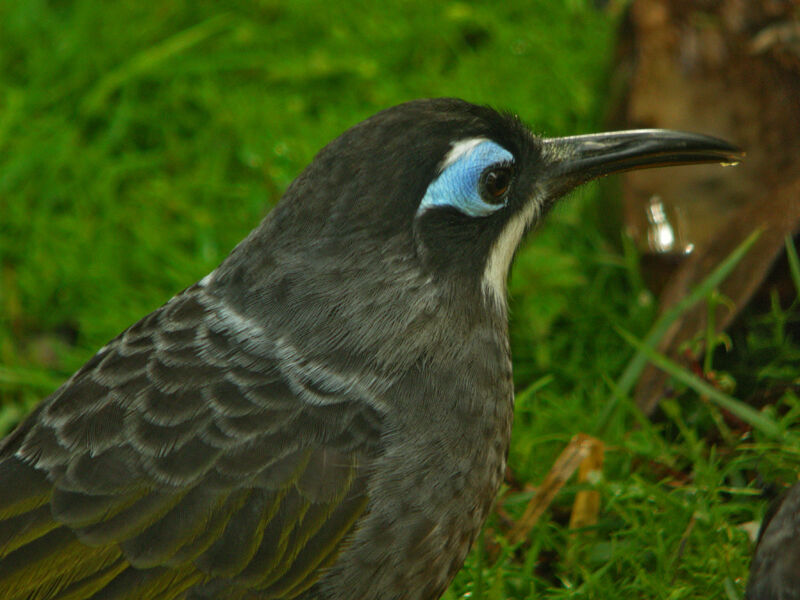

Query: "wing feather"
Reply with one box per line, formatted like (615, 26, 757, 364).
(0, 284, 384, 599)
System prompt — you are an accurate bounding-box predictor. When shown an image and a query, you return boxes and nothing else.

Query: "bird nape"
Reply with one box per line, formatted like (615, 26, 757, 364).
(0, 98, 741, 600)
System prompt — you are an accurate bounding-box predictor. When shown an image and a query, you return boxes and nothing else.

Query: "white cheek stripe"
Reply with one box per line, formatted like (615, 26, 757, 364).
(482, 198, 541, 305)
(439, 137, 488, 172)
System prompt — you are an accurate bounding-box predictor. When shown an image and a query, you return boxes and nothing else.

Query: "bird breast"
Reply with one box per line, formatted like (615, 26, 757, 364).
(313, 321, 515, 600)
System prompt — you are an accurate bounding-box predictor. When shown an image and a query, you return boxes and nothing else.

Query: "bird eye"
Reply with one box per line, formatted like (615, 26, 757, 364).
(480, 166, 513, 204)
(417, 139, 514, 217)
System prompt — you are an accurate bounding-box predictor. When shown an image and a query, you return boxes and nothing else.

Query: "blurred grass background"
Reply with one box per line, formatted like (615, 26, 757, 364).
(1, 1, 798, 598)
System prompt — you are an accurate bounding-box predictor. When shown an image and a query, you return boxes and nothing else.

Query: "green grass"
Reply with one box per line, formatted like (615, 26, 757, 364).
(1, 1, 798, 598)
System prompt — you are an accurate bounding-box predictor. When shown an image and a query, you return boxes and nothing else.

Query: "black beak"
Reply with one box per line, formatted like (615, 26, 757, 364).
(541, 129, 744, 195)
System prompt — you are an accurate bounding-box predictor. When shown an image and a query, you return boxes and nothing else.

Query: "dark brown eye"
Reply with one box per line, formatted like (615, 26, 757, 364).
(480, 166, 513, 204)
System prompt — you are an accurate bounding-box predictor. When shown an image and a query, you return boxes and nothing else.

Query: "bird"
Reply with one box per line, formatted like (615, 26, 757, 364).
(0, 98, 741, 600)
(746, 481, 800, 600)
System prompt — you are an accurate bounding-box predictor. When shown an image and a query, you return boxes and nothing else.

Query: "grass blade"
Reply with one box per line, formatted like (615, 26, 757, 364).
(595, 228, 762, 434)
(82, 13, 233, 113)
(616, 327, 794, 443)
(785, 235, 800, 301)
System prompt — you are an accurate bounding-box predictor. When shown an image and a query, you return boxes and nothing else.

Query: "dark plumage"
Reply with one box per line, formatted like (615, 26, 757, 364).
(747, 482, 800, 600)
(0, 98, 741, 599)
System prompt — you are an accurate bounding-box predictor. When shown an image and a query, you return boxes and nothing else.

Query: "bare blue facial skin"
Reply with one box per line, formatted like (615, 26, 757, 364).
(417, 139, 514, 217)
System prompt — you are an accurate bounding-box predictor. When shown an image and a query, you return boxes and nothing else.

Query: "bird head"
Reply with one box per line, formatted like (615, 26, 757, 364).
(213, 98, 741, 367)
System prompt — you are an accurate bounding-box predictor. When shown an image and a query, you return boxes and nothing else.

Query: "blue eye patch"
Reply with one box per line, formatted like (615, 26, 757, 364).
(417, 139, 514, 217)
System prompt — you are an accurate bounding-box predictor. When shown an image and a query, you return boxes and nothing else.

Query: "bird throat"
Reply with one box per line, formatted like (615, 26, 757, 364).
(481, 197, 541, 305)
